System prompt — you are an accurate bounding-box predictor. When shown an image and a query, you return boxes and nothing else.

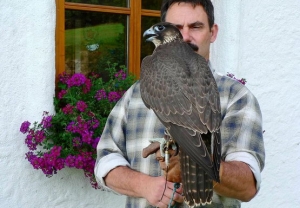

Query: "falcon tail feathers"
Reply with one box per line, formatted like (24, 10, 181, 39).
(167, 123, 220, 182)
(213, 131, 222, 182)
(180, 150, 213, 206)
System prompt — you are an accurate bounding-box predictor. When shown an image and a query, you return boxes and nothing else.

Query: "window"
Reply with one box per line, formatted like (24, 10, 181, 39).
(55, 0, 162, 79)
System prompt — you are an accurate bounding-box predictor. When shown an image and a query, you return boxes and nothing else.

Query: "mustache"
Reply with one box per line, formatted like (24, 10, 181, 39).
(187, 43, 199, 51)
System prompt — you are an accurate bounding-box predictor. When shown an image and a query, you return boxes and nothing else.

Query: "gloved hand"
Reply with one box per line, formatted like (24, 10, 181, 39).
(142, 141, 182, 183)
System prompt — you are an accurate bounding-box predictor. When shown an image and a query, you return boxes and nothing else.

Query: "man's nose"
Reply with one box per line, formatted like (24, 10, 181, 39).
(181, 28, 192, 42)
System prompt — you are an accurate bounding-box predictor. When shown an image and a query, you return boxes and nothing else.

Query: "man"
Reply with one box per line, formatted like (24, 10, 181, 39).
(94, 0, 265, 207)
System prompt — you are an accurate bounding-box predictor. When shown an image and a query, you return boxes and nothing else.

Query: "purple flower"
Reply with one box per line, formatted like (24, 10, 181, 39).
(55, 158, 65, 170)
(51, 146, 62, 157)
(67, 73, 87, 88)
(226, 72, 247, 85)
(72, 137, 82, 147)
(87, 111, 95, 117)
(43, 152, 56, 167)
(84, 160, 96, 173)
(108, 91, 122, 102)
(59, 72, 71, 84)
(74, 155, 84, 169)
(81, 130, 93, 144)
(25, 131, 37, 150)
(92, 137, 100, 149)
(65, 155, 76, 168)
(114, 70, 126, 80)
(76, 116, 89, 132)
(66, 121, 76, 133)
(76, 101, 88, 112)
(28, 155, 43, 169)
(20, 121, 31, 134)
(58, 90, 67, 99)
(62, 104, 74, 114)
(239, 78, 247, 85)
(90, 118, 99, 129)
(41, 165, 54, 176)
(83, 78, 92, 93)
(41, 116, 52, 128)
(95, 89, 107, 101)
(34, 130, 46, 143)
(226, 72, 234, 79)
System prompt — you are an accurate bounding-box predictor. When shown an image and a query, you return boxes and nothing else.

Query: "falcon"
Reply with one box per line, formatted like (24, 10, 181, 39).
(140, 22, 222, 207)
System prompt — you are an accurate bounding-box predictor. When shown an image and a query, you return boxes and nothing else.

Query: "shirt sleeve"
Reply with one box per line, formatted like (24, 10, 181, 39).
(225, 152, 262, 191)
(215, 73, 265, 193)
(218, 75, 265, 172)
(94, 83, 136, 191)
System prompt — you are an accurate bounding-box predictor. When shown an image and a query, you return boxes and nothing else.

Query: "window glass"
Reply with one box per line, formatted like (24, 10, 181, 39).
(141, 16, 161, 61)
(65, 10, 127, 78)
(66, 0, 128, 7)
(142, 0, 163, 10)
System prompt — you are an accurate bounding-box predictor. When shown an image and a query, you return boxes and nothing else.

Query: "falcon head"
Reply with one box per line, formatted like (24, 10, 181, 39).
(143, 22, 183, 48)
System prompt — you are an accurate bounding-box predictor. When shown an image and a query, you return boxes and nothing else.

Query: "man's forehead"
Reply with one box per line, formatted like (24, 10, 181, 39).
(173, 21, 205, 28)
(165, 3, 209, 26)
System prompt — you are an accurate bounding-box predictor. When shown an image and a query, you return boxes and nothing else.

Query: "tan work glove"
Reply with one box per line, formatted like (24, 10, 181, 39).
(142, 141, 182, 183)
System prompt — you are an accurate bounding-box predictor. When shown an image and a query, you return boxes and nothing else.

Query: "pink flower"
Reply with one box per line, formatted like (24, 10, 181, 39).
(59, 72, 71, 84)
(76, 101, 88, 112)
(62, 104, 74, 114)
(114, 70, 126, 80)
(65, 155, 76, 168)
(83, 78, 92, 93)
(74, 155, 84, 169)
(25, 131, 37, 150)
(41, 116, 52, 128)
(72, 137, 82, 147)
(67, 73, 86, 87)
(58, 90, 67, 99)
(108, 91, 122, 102)
(34, 130, 46, 143)
(20, 121, 31, 134)
(95, 89, 107, 101)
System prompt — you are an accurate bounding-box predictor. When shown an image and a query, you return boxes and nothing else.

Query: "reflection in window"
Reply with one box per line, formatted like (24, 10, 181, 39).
(65, 10, 127, 78)
(142, 0, 163, 10)
(66, 0, 128, 7)
(141, 16, 161, 61)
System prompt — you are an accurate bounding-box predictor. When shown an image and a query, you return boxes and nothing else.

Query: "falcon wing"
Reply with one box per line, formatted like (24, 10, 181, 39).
(140, 42, 221, 181)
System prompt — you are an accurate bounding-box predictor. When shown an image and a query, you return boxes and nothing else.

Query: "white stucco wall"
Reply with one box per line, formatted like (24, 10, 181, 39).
(211, 0, 300, 207)
(0, 0, 299, 207)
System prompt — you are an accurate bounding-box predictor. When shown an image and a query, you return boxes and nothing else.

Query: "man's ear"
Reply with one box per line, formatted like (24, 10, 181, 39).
(210, 24, 218, 43)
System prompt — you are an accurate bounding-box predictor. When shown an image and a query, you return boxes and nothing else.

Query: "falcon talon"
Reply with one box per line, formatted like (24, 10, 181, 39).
(171, 142, 179, 156)
(165, 149, 170, 167)
(164, 138, 179, 156)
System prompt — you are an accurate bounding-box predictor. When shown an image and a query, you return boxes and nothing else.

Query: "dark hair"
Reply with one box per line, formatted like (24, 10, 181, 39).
(161, 0, 215, 29)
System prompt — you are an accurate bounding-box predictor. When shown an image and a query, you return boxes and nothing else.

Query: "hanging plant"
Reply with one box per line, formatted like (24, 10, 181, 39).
(20, 63, 135, 188)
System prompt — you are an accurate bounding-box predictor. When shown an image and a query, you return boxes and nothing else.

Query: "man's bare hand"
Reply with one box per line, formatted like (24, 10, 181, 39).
(143, 176, 183, 208)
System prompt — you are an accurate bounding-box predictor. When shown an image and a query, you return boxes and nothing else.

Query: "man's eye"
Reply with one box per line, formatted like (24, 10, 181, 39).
(192, 24, 204, 29)
(193, 25, 202, 29)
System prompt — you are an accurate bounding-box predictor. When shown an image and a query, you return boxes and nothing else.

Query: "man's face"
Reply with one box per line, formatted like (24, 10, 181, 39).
(165, 3, 218, 60)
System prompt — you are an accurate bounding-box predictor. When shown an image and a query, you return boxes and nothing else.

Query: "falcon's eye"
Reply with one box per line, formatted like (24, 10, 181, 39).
(155, 25, 165, 32)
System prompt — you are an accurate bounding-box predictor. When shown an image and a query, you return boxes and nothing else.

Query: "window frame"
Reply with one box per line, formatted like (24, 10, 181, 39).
(55, 0, 160, 80)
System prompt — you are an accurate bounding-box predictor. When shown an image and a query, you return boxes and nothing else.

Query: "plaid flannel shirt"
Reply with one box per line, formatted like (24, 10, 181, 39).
(94, 70, 265, 208)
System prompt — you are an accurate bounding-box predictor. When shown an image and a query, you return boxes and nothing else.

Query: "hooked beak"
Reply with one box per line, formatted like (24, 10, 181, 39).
(143, 27, 157, 42)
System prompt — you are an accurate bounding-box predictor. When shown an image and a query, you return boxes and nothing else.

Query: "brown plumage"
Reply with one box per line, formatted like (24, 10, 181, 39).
(140, 22, 222, 207)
